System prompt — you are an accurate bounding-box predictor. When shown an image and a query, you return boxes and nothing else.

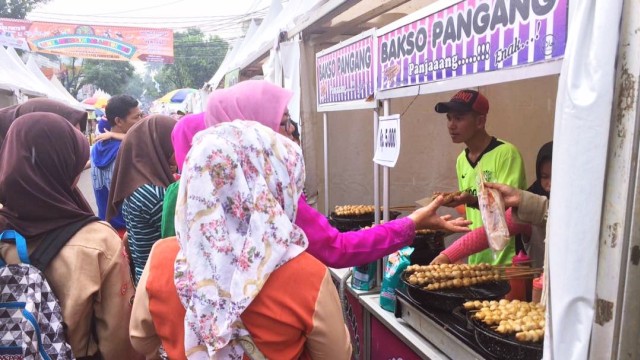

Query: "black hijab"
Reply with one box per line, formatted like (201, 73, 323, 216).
(527, 141, 553, 198)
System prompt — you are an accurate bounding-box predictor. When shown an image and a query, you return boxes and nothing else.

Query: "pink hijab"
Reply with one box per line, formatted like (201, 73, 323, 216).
(205, 80, 292, 131)
(171, 112, 206, 172)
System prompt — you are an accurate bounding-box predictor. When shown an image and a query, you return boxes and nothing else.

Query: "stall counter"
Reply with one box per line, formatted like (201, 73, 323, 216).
(360, 294, 449, 360)
(329, 268, 378, 360)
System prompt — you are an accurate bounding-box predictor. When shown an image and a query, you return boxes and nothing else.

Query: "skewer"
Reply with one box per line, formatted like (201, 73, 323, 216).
(499, 269, 544, 277)
(389, 205, 417, 211)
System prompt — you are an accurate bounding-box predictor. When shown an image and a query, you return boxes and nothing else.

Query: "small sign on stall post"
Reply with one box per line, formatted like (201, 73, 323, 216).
(373, 114, 401, 167)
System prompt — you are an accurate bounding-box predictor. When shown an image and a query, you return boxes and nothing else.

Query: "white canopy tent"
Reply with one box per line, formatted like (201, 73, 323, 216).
(207, 0, 325, 89)
(4, 47, 53, 97)
(208, 19, 261, 90)
(50, 74, 90, 109)
(0, 47, 47, 98)
(0, 57, 19, 107)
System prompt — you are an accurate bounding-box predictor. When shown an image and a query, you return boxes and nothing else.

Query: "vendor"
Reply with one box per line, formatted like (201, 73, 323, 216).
(435, 89, 526, 265)
(432, 141, 553, 269)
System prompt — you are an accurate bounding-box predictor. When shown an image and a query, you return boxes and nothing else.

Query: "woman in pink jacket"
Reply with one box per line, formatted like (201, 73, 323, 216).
(166, 80, 471, 268)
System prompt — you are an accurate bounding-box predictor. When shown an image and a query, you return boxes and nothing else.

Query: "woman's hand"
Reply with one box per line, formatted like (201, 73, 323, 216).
(445, 192, 477, 208)
(484, 182, 521, 208)
(430, 253, 451, 265)
(408, 195, 472, 233)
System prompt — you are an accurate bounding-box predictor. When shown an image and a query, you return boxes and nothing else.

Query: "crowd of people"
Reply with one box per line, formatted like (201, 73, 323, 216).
(0, 80, 485, 360)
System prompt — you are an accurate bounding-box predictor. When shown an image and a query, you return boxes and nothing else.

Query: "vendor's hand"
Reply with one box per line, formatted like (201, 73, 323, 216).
(408, 195, 472, 233)
(484, 182, 521, 208)
(444, 192, 477, 208)
(430, 253, 451, 265)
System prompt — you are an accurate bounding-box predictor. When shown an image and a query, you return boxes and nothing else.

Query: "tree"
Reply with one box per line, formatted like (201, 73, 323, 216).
(0, 0, 50, 18)
(78, 60, 135, 96)
(141, 70, 162, 100)
(155, 28, 228, 90)
(58, 57, 84, 97)
(59, 58, 135, 97)
(123, 72, 145, 100)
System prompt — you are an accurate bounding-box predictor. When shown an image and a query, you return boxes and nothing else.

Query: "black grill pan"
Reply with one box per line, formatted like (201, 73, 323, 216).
(467, 312, 543, 360)
(329, 210, 401, 232)
(401, 272, 511, 312)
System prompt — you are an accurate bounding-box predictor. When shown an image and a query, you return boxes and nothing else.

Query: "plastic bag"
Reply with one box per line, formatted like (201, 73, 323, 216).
(380, 247, 414, 312)
(477, 172, 510, 252)
(352, 261, 377, 291)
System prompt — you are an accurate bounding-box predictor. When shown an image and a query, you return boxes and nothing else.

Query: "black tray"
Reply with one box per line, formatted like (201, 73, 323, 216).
(410, 231, 445, 265)
(394, 289, 500, 360)
(328, 210, 401, 232)
(467, 312, 543, 360)
(402, 272, 511, 312)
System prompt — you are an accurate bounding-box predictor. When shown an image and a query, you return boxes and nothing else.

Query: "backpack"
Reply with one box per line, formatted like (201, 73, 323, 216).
(0, 217, 97, 360)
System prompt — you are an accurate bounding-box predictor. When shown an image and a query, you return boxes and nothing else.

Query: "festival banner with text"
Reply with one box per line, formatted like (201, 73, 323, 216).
(0, 19, 31, 50)
(316, 31, 375, 106)
(0, 18, 173, 63)
(377, 0, 567, 91)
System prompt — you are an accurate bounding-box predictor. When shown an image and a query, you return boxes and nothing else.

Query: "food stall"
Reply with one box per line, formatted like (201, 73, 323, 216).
(313, 0, 575, 358)
(374, 0, 567, 357)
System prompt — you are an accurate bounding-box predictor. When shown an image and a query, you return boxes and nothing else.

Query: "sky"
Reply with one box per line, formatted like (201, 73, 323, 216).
(27, 0, 276, 41)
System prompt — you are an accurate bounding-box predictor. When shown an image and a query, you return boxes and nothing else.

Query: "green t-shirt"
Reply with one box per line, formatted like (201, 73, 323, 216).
(456, 138, 526, 265)
(160, 180, 180, 238)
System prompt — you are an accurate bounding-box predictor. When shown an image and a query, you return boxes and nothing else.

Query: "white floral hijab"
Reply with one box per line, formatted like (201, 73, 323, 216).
(174, 120, 308, 359)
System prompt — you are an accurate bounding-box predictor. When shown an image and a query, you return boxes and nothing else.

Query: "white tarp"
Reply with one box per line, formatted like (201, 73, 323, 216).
(207, 0, 323, 89)
(280, 40, 301, 126)
(262, 48, 279, 85)
(0, 47, 46, 96)
(50, 74, 94, 110)
(5, 47, 53, 96)
(209, 19, 259, 89)
(546, 0, 624, 359)
(50, 74, 92, 110)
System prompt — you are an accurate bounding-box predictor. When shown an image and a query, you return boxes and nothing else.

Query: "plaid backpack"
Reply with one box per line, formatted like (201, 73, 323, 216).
(1, 218, 97, 360)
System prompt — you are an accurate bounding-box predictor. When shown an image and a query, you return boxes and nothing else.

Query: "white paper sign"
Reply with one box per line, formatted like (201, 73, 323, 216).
(373, 114, 401, 167)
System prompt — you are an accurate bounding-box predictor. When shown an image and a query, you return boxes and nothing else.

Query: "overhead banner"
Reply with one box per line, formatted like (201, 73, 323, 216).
(0, 19, 31, 50)
(0, 18, 173, 63)
(316, 29, 376, 107)
(377, 0, 568, 91)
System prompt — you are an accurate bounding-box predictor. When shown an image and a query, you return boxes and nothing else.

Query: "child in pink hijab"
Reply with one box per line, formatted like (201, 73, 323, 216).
(160, 112, 205, 238)
(200, 80, 471, 267)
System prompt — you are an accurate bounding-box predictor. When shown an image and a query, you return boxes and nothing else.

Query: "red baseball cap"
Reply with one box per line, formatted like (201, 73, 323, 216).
(435, 89, 489, 115)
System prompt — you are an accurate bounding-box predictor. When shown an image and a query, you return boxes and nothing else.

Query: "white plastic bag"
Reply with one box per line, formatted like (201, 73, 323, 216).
(477, 172, 510, 252)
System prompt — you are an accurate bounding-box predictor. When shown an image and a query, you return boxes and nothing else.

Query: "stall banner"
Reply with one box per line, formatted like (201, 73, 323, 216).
(0, 19, 31, 50)
(0, 18, 173, 63)
(316, 31, 375, 106)
(377, 0, 567, 91)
